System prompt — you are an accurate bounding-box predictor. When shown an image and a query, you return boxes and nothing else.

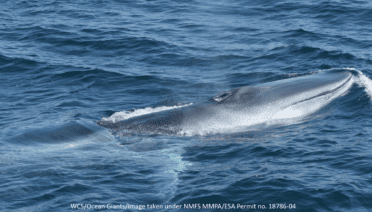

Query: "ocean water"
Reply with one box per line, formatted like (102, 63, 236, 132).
(1, 0, 372, 211)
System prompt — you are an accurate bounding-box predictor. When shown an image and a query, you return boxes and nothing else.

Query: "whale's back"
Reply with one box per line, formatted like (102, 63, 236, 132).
(99, 71, 354, 135)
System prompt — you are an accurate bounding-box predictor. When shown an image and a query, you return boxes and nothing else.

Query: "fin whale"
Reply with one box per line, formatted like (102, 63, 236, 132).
(98, 71, 353, 135)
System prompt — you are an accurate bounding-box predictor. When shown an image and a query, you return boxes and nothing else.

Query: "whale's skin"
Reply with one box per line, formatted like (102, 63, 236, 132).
(97, 71, 353, 135)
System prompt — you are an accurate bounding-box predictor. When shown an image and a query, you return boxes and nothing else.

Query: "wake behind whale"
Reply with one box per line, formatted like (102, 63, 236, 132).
(98, 71, 354, 136)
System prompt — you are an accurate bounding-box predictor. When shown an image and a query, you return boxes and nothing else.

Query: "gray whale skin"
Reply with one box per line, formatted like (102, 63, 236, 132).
(98, 71, 353, 135)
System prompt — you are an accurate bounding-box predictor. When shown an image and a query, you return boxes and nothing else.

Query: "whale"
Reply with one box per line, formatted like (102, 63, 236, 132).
(98, 71, 353, 135)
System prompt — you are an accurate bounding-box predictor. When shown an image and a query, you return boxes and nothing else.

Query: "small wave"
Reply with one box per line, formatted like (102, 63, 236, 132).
(355, 70, 372, 100)
(101, 103, 193, 123)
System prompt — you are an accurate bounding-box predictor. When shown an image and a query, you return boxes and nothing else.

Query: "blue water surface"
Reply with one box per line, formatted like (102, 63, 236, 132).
(1, 0, 372, 211)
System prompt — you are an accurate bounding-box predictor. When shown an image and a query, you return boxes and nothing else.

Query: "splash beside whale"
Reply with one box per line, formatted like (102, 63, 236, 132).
(98, 71, 353, 135)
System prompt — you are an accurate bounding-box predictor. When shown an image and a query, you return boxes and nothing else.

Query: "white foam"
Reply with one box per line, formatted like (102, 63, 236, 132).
(355, 70, 372, 100)
(315, 67, 357, 73)
(101, 103, 193, 123)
